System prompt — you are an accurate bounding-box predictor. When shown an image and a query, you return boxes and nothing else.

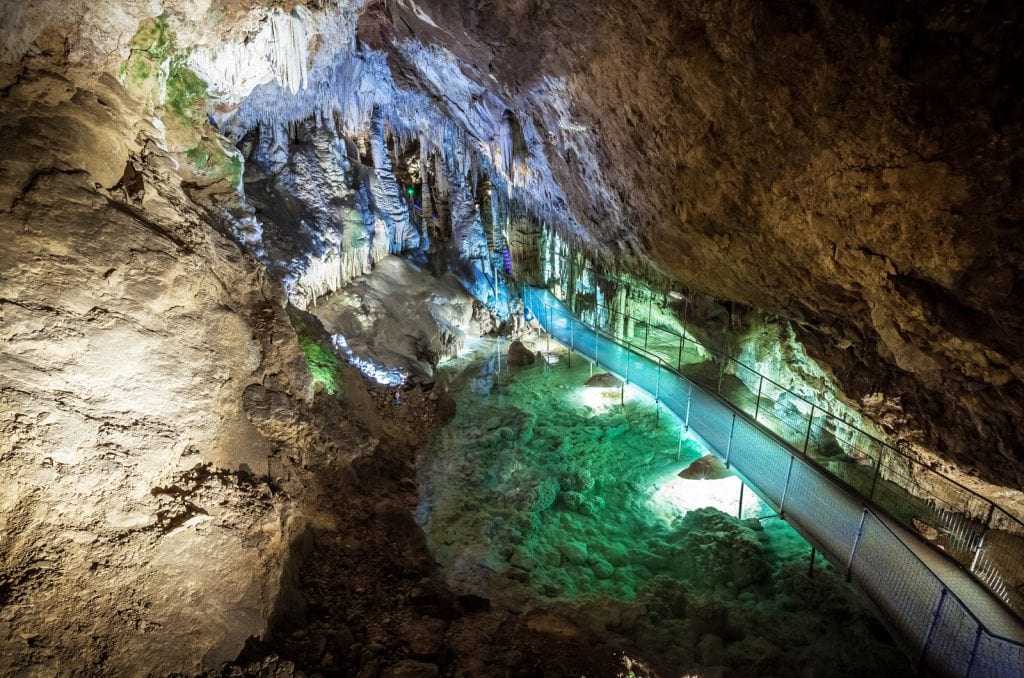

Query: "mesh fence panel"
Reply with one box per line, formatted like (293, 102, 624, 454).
(687, 386, 734, 457)
(782, 461, 864, 557)
(727, 417, 790, 505)
(522, 287, 1024, 675)
(972, 631, 1024, 678)
(849, 515, 942, 654)
(920, 594, 980, 677)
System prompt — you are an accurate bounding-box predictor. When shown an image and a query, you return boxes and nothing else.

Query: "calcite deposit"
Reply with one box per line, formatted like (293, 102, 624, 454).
(1, 0, 1021, 674)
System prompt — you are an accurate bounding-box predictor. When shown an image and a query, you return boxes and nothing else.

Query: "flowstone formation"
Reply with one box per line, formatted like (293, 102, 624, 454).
(1, 0, 1022, 674)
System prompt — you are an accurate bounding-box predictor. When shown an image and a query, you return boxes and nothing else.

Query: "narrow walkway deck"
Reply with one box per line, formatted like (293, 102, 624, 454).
(523, 286, 1024, 678)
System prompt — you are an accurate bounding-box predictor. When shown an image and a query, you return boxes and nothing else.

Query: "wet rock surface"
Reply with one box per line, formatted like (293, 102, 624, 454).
(507, 340, 537, 367)
(585, 372, 623, 389)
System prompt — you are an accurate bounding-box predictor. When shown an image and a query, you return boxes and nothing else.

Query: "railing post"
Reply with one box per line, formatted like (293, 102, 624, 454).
(684, 385, 692, 429)
(724, 412, 736, 467)
(868, 448, 884, 502)
(737, 481, 745, 520)
(754, 375, 764, 420)
(645, 296, 652, 351)
(969, 534, 986, 574)
(545, 304, 551, 354)
(965, 623, 984, 678)
(655, 360, 661, 402)
(918, 588, 948, 672)
(779, 455, 795, 517)
(802, 405, 816, 453)
(677, 334, 684, 371)
(846, 509, 868, 582)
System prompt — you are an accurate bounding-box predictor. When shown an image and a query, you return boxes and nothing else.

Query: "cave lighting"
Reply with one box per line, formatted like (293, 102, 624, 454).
(331, 334, 408, 386)
(648, 471, 766, 523)
(574, 382, 645, 414)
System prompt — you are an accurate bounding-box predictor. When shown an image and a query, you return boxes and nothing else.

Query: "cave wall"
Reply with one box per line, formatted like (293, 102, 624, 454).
(0, 57, 322, 671)
(362, 0, 1024, 490)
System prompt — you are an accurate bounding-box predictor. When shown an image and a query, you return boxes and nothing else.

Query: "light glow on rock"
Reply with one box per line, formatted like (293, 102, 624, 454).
(331, 334, 408, 386)
(648, 471, 766, 523)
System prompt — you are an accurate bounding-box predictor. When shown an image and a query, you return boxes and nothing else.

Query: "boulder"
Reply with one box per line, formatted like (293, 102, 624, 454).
(585, 372, 623, 388)
(560, 540, 589, 565)
(507, 340, 536, 367)
(677, 454, 732, 480)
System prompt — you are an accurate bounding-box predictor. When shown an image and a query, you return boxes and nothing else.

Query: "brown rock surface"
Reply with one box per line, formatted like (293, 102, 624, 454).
(0, 55, 317, 673)
(586, 372, 623, 388)
(507, 339, 536, 367)
(370, 0, 1024, 494)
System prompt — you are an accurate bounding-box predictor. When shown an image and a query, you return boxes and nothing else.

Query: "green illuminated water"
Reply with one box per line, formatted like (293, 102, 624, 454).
(417, 337, 910, 675)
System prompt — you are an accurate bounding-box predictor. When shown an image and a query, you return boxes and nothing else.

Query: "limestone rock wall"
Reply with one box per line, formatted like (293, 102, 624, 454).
(372, 0, 1024, 490)
(0, 64, 317, 673)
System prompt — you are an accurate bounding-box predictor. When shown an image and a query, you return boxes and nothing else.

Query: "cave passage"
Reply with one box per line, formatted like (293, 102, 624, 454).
(414, 335, 910, 675)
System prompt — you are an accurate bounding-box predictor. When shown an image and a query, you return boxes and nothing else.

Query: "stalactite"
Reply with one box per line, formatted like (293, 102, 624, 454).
(368, 107, 418, 255)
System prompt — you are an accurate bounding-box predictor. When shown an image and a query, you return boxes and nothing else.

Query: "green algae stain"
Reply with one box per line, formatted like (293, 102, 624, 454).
(287, 308, 345, 397)
(165, 55, 208, 126)
(184, 140, 241, 184)
(130, 17, 174, 60)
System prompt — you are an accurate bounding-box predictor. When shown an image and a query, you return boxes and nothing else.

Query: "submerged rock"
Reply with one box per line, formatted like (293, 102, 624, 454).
(675, 508, 768, 589)
(560, 541, 589, 565)
(585, 372, 623, 388)
(507, 340, 536, 367)
(677, 454, 732, 480)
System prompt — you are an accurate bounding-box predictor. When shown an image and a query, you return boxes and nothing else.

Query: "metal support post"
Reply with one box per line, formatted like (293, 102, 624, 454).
(682, 295, 689, 337)
(684, 387, 692, 429)
(545, 305, 551, 354)
(970, 534, 986, 573)
(737, 482, 745, 519)
(677, 426, 684, 461)
(717, 362, 724, 394)
(868, 451, 883, 502)
(754, 375, 764, 420)
(846, 509, 868, 582)
(625, 352, 630, 384)
(779, 455, 795, 517)
(724, 412, 736, 467)
(808, 547, 816, 579)
(802, 405, 815, 453)
(965, 623, 984, 677)
(677, 334, 684, 371)
(918, 588, 949, 671)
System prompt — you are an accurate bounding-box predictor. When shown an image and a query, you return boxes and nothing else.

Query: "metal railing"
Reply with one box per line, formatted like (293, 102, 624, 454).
(521, 285, 1024, 678)
(537, 256, 1024, 621)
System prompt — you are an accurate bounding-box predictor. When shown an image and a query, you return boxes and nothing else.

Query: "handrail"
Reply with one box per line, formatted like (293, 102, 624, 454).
(522, 284, 1024, 678)
(546, 249, 1023, 526)
(539, 252, 1024, 578)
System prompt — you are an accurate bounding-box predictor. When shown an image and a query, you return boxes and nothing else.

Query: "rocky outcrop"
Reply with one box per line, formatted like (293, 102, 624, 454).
(0, 58, 318, 672)
(507, 340, 536, 367)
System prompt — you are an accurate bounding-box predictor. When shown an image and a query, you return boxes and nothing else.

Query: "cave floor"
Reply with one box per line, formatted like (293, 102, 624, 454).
(413, 336, 913, 676)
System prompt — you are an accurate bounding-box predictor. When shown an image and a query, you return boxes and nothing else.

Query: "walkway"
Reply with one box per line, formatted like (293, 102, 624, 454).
(522, 286, 1024, 678)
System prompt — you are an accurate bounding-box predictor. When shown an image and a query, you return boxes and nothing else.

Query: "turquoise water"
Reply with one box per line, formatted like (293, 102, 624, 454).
(417, 337, 910, 675)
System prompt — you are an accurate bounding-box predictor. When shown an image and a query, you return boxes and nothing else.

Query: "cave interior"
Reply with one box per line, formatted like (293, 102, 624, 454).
(1, 0, 1023, 676)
